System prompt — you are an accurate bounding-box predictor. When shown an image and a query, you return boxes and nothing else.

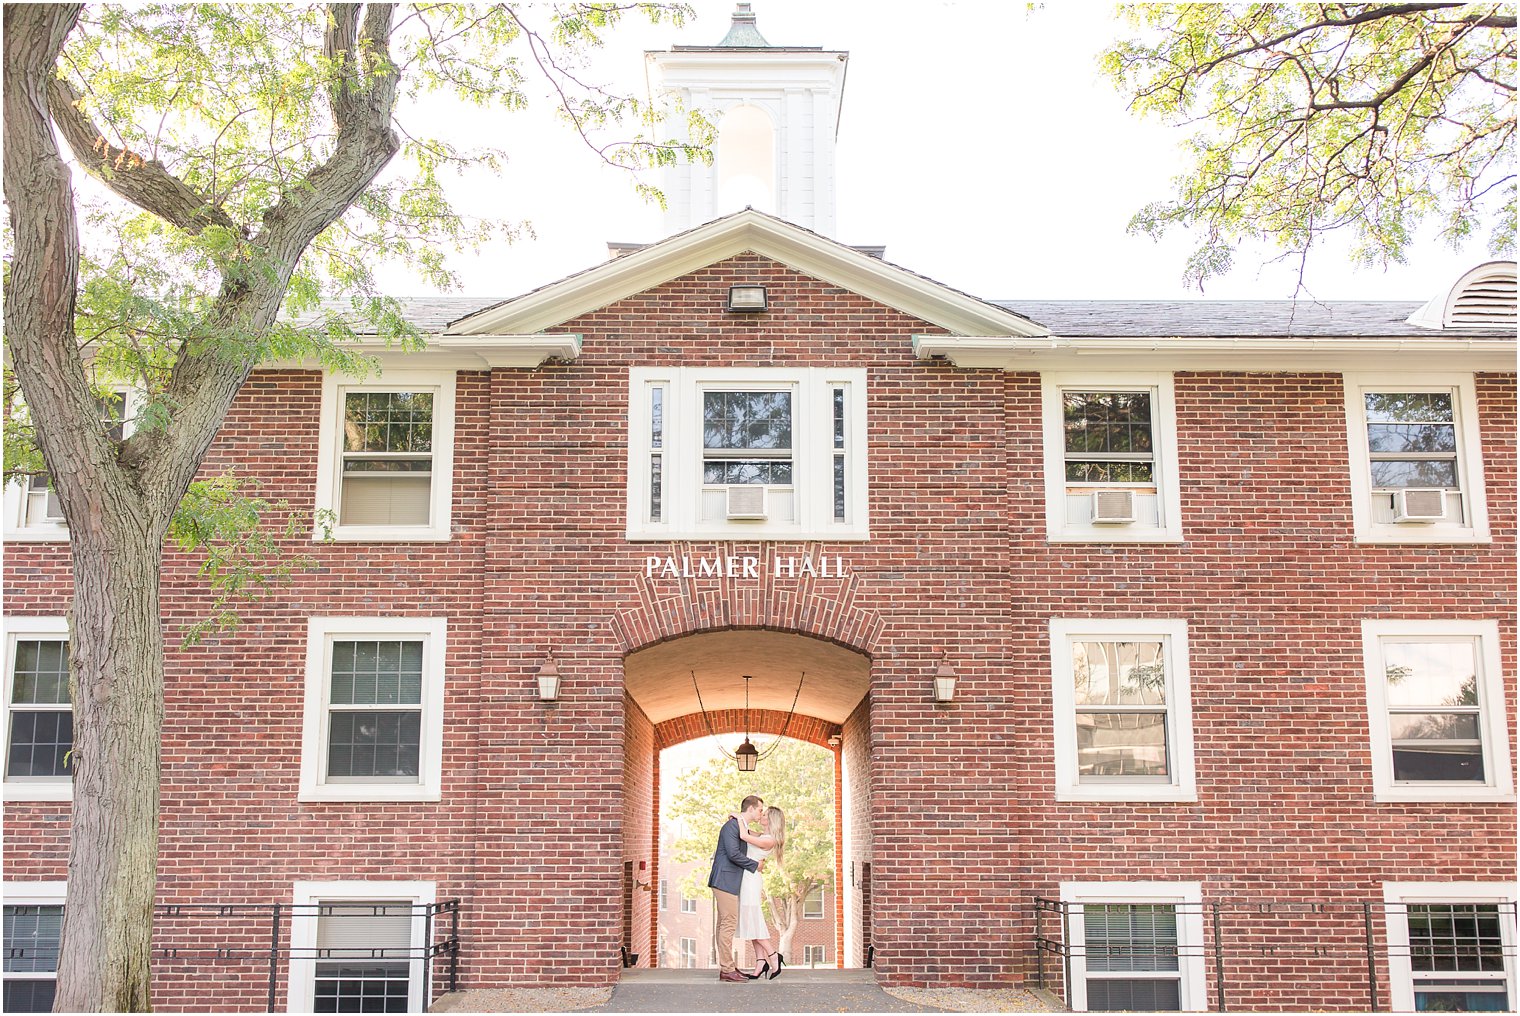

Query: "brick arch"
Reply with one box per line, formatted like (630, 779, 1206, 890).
(609, 544, 885, 657)
(653, 708, 842, 751)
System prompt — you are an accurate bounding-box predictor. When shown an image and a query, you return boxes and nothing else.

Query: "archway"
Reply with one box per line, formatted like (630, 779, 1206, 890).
(619, 628, 875, 973)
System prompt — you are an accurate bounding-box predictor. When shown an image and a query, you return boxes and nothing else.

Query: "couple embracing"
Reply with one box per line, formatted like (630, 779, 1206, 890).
(707, 795, 787, 982)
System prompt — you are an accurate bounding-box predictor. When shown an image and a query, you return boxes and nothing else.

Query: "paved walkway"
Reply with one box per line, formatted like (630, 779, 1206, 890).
(588, 969, 944, 1012)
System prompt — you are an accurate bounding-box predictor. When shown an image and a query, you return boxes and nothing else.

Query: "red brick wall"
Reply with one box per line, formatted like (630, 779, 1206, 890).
(622, 696, 654, 968)
(3, 255, 1514, 1008)
(841, 695, 873, 968)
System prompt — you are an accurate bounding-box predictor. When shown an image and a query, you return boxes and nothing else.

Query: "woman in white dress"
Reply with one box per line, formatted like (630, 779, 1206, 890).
(733, 806, 787, 979)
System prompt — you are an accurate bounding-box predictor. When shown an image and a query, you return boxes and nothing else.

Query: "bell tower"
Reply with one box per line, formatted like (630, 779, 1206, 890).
(646, 4, 848, 237)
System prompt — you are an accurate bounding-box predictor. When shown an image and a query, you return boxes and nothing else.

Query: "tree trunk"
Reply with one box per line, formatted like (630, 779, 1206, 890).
(54, 525, 166, 1013)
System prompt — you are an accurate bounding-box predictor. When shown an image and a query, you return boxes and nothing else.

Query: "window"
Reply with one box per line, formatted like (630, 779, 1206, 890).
(5, 388, 138, 542)
(679, 937, 697, 968)
(1385, 883, 1517, 1014)
(299, 618, 448, 803)
(288, 881, 434, 1014)
(1, 884, 65, 1014)
(1062, 882, 1206, 1013)
(659, 879, 668, 911)
(1342, 373, 1490, 543)
(4, 617, 72, 802)
(315, 371, 457, 542)
(1049, 619, 1197, 802)
(680, 893, 698, 915)
(626, 368, 868, 540)
(1041, 373, 1182, 542)
(1361, 621, 1512, 802)
(803, 887, 825, 919)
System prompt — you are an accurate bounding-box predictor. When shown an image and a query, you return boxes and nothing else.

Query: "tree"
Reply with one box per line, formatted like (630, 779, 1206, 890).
(2, 4, 703, 1009)
(1104, 4, 1517, 288)
(666, 739, 835, 960)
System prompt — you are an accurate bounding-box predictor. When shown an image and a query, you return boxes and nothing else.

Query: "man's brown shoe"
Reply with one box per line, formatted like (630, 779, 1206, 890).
(718, 970, 748, 983)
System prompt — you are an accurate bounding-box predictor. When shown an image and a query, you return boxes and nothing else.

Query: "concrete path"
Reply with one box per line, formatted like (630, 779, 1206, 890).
(587, 968, 944, 1012)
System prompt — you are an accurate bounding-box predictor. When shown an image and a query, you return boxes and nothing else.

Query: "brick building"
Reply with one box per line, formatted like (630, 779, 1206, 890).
(3, 6, 1516, 1014)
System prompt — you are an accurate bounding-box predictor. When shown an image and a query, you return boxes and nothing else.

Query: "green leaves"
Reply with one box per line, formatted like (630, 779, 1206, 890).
(1105, 3, 1517, 288)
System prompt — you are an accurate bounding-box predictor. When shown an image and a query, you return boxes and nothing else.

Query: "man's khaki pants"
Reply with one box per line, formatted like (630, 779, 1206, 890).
(713, 888, 739, 973)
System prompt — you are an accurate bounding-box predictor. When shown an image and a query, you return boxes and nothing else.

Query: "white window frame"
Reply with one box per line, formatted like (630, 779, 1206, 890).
(1, 881, 67, 1010)
(626, 367, 869, 541)
(804, 944, 827, 966)
(1342, 372, 1490, 544)
(4, 387, 142, 543)
(1061, 881, 1207, 1013)
(287, 880, 436, 1015)
(3, 617, 72, 803)
(298, 618, 448, 803)
(678, 936, 697, 968)
(1041, 373, 1183, 543)
(1383, 881, 1517, 1014)
(803, 886, 825, 919)
(1361, 620, 1513, 803)
(680, 893, 698, 915)
(314, 370, 457, 543)
(1050, 619, 1197, 803)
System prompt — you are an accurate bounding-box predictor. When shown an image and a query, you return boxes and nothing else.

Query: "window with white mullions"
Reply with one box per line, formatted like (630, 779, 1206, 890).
(6, 639, 72, 782)
(679, 937, 697, 968)
(313, 903, 416, 1014)
(1365, 392, 1460, 490)
(1406, 902, 1511, 1012)
(832, 385, 847, 522)
(325, 640, 424, 783)
(340, 391, 434, 527)
(1082, 904, 1182, 1011)
(1063, 391, 1155, 485)
(701, 390, 794, 485)
(649, 385, 666, 522)
(1072, 640, 1170, 782)
(2, 903, 62, 1013)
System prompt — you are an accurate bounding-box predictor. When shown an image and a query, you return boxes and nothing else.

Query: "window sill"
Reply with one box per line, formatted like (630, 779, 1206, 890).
(1057, 786, 1197, 803)
(298, 785, 442, 803)
(1373, 787, 1515, 804)
(313, 528, 454, 544)
(1354, 527, 1492, 545)
(4, 782, 73, 802)
(1047, 531, 1185, 544)
(3, 529, 69, 543)
(625, 527, 871, 542)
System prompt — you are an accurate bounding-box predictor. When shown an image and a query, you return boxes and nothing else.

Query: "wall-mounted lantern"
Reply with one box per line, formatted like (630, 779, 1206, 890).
(537, 654, 562, 702)
(933, 656, 956, 703)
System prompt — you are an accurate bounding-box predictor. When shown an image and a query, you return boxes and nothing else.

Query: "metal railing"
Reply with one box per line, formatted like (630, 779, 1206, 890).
(152, 899, 461, 1012)
(1034, 897, 1517, 1013)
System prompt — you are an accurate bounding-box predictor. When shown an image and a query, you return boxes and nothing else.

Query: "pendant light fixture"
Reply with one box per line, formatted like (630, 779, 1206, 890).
(691, 670, 805, 771)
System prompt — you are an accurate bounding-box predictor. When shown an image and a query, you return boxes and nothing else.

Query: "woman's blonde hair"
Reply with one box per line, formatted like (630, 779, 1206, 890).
(765, 806, 786, 868)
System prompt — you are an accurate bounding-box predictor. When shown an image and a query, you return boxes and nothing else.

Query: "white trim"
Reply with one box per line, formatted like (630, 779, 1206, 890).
(1041, 373, 1184, 544)
(1360, 620, 1513, 803)
(3, 617, 73, 803)
(265, 334, 580, 371)
(1406, 260, 1518, 330)
(626, 366, 869, 541)
(314, 370, 457, 543)
(1049, 619, 1197, 802)
(446, 209, 1048, 339)
(913, 333, 1516, 371)
(287, 879, 436, 1015)
(1, 880, 67, 1005)
(298, 618, 448, 803)
(1341, 372, 1491, 544)
(1383, 881, 1518, 1014)
(1060, 881, 1207, 1013)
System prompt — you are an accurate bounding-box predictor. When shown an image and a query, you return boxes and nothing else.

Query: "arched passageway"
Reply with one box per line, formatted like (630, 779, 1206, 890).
(619, 628, 876, 973)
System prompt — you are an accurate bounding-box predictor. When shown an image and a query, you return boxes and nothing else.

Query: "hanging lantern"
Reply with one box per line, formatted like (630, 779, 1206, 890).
(735, 737, 759, 772)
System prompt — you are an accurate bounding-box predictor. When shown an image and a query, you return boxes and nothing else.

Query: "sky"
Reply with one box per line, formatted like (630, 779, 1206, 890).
(373, 0, 1495, 305)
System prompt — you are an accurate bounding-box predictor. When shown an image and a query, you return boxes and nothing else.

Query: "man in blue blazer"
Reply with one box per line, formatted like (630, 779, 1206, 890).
(708, 794, 765, 981)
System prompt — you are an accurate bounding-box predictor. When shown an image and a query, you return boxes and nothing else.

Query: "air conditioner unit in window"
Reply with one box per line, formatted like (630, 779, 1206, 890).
(725, 485, 768, 520)
(1393, 487, 1448, 523)
(1090, 489, 1136, 525)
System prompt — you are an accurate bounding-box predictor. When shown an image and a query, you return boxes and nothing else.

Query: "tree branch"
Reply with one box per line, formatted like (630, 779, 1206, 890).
(48, 77, 240, 235)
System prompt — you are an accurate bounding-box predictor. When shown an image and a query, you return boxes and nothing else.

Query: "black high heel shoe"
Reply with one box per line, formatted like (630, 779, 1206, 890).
(742, 959, 769, 980)
(767, 954, 785, 979)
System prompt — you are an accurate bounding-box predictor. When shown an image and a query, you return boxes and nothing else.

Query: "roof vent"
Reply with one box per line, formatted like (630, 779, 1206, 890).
(1406, 261, 1518, 330)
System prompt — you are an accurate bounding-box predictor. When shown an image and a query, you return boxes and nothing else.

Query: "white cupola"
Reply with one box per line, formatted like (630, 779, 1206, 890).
(646, 3, 848, 237)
